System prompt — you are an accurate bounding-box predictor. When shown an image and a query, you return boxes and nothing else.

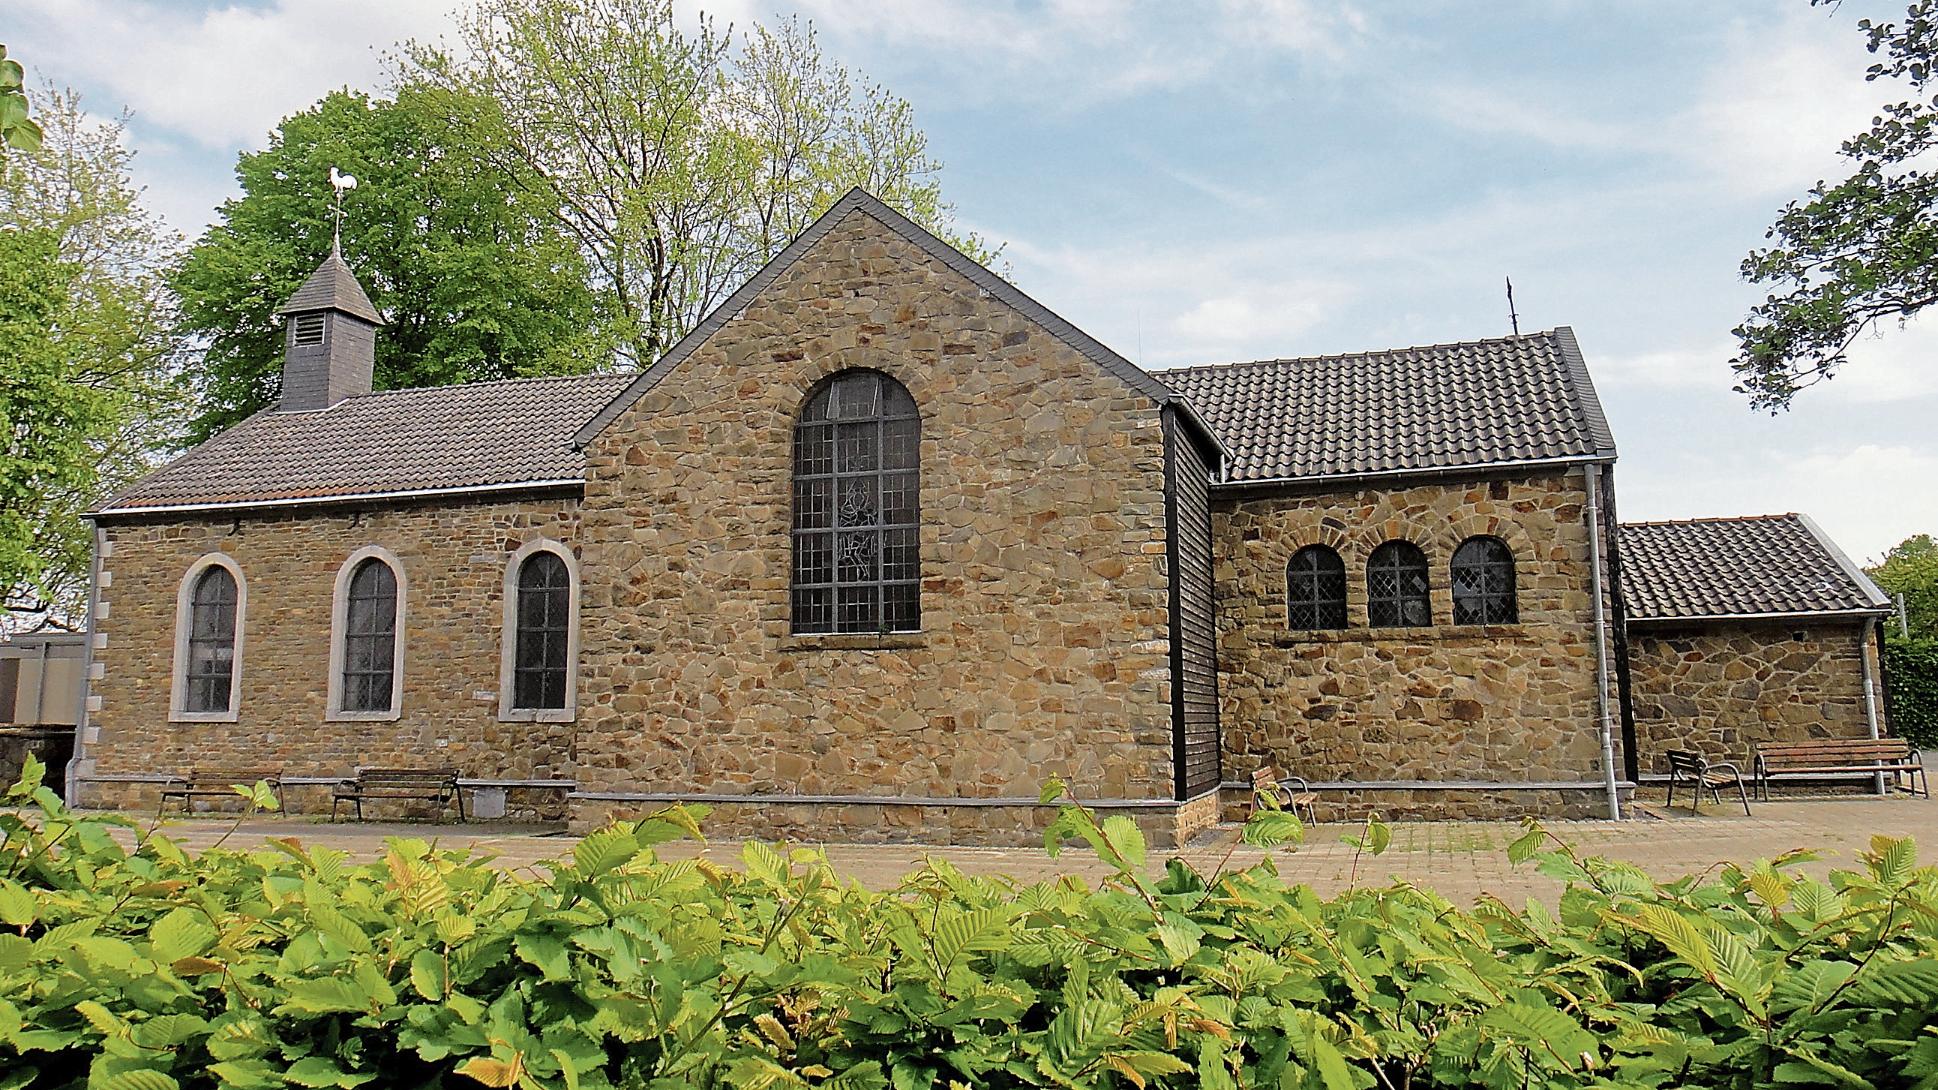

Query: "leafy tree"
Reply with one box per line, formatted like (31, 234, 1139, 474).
(174, 85, 603, 442)
(1870, 532, 1938, 639)
(1868, 535, 1938, 744)
(0, 44, 40, 154)
(402, 0, 993, 369)
(1734, 0, 1938, 409)
(0, 89, 184, 633)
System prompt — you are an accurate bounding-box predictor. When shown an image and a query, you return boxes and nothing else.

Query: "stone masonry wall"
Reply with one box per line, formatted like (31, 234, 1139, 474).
(83, 496, 582, 812)
(572, 208, 1181, 833)
(1629, 621, 1881, 772)
(1214, 471, 1614, 796)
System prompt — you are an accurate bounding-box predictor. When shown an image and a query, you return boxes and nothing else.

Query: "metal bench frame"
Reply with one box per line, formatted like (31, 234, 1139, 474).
(1753, 739, 1929, 800)
(1665, 749, 1751, 816)
(331, 768, 466, 823)
(157, 770, 283, 817)
(1251, 765, 1319, 824)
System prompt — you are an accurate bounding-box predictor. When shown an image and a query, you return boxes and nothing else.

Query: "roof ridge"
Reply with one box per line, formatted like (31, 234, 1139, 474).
(1156, 328, 1566, 374)
(1619, 513, 1802, 529)
(318, 371, 634, 408)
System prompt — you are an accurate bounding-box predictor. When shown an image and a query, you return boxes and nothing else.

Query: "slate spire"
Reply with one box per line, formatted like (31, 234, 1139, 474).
(274, 251, 382, 412)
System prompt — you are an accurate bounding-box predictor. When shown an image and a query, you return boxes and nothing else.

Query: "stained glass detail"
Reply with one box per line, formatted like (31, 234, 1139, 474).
(791, 371, 920, 634)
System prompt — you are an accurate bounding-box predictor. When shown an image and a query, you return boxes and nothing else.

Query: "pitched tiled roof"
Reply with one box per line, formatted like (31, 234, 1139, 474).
(95, 374, 634, 515)
(1159, 327, 1617, 484)
(1618, 514, 1890, 622)
(278, 252, 383, 324)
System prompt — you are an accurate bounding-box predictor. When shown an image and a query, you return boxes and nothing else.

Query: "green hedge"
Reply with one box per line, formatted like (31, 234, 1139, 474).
(3, 758, 1938, 1090)
(1885, 636, 1938, 748)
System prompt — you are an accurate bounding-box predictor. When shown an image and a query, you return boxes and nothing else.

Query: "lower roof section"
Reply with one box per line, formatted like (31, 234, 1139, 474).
(1618, 513, 1890, 624)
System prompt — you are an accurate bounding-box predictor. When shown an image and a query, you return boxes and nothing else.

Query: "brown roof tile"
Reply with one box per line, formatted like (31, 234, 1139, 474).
(1159, 327, 1617, 483)
(1618, 514, 1890, 621)
(96, 373, 633, 514)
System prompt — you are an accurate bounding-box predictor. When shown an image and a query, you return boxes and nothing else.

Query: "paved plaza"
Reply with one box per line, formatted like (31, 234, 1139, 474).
(121, 783, 1938, 905)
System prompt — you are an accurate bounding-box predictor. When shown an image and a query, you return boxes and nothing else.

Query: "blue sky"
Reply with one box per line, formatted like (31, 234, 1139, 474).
(11, 0, 1934, 559)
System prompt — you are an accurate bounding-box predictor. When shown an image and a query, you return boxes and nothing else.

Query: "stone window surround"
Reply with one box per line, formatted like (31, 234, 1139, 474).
(168, 552, 247, 723)
(1255, 516, 1543, 634)
(325, 545, 407, 722)
(498, 538, 581, 723)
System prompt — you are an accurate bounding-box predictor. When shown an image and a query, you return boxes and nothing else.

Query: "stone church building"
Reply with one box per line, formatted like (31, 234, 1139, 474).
(71, 190, 1895, 843)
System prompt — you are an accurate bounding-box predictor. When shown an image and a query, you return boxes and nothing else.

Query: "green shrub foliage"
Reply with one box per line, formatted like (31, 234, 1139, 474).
(1885, 636, 1938, 748)
(4, 759, 1938, 1089)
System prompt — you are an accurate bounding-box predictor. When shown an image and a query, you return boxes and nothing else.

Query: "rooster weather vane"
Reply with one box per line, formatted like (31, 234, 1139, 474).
(328, 165, 357, 256)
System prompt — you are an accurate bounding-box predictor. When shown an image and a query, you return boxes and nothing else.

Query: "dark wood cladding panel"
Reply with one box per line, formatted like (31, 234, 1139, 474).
(1166, 410, 1222, 799)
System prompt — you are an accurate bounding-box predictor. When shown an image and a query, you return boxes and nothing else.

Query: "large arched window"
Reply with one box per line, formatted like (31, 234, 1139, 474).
(791, 370, 920, 634)
(328, 547, 405, 719)
(1287, 545, 1347, 629)
(1451, 536, 1517, 625)
(1367, 540, 1432, 627)
(171, 554, 245, 721)
(500, 540, 580, 721)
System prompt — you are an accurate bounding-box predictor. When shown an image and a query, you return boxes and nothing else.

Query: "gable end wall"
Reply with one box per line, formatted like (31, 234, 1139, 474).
(571, 209, 1187, 841)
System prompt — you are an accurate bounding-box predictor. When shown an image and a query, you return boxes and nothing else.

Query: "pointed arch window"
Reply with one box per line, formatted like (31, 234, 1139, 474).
(1287, 545, 1347, 629)
(171, 555, 245, 721)
(328, 548, 405, 720)
(1451, 536, 1517, 625)
(791, 370, 920, 634)
(1367, 541, 1432, 627)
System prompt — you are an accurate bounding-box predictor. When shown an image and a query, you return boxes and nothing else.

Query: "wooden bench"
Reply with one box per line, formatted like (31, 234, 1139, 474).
(1753, 739, 1929, 800)
(157, 769, 283, 817)
(331, 768, 466, 823)
(1252, 765, 1319, 824)
(1665, 750, 1751, 816)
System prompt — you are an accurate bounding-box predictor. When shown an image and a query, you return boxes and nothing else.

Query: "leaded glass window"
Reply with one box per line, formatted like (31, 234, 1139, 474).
(1287, 545, 1347, 629)
(1451, 536, 1517, 625)
(1367, 541, 1432, 627)
(792, 370, 920, 634)
(184, 566, 238, 713)
(341, 558, 398, 712)
(513, 551, 571, 709)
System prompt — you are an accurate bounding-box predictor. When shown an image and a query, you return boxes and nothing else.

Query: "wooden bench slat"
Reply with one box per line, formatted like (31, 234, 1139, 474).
(1753, 738, 1928, 800)
(332, 768, 465, 823)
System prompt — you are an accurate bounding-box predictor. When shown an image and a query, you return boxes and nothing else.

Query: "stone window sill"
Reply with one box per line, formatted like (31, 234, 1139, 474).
(1274, 624, 1525, 646)
(780, 633, 926, 653)
(169, 709, 238, 724)
(497, 707, 577, 724)
(325, 709, 403, 723)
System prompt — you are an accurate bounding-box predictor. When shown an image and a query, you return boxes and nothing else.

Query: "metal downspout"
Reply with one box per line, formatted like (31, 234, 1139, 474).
(66, 524, 103, 805)
(1861, 619, 1885, 795)
(1583, 464, 1621, 819)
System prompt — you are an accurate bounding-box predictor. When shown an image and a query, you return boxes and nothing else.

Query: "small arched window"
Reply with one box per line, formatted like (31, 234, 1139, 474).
(1451, 536, 1517, 625)
(172, 555, 245, 721)
(330, 550, 404, 718)
(184, 566, 239, 713)
(512, 551, 572, 712)
(1367, 541, 1432, 627)
(1287, 545, 1347, 629)
(791, 369, 920, 634)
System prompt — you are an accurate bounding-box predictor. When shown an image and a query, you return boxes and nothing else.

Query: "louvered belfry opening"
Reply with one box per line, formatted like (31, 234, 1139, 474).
(276, 252, 382, 411)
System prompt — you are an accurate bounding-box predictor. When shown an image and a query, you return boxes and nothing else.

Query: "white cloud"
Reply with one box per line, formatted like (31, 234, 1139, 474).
(1595, 343, 1739, 392)
(11, 0, 452, 150)
(1620, 441, 1937, 562)
(1417, 82, 1644, 154)
(1678, 10, 1887, 200)
(704, 0, 1370, 107)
